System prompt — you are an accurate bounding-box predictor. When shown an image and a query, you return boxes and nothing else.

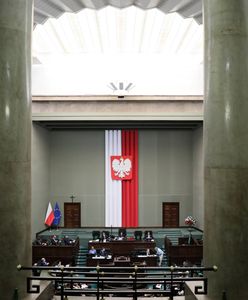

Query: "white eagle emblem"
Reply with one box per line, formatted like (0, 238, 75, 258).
(112, 157, 132, 178)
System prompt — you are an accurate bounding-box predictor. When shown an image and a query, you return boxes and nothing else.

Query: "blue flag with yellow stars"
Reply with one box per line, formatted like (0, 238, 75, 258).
(53, 202, 61, 226)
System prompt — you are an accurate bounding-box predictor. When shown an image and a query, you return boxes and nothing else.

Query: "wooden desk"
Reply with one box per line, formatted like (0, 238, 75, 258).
(164, 237, 203, 266)
(132, 255, 157, 267)
(87, 255, 157, 267)
(114, 256, 131, 267)
(87, 256, 114, 266)
(32, 238, 79, 265)
(87, 240, 157, 267)
(88, 240, 156, 256)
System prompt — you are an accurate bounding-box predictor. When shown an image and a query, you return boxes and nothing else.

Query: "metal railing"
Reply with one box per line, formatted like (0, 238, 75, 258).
(18, 264, 217, 300)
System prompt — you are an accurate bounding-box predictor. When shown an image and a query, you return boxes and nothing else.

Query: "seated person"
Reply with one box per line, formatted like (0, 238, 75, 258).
(144, 230, 154, 241)
(63, 235, 75, 245)
(117, 228, 127, 240)
(37, 257, 49, 266)
(50, 235, 59, 245)
(33, 237, 48, 246)
(33, 257, 49, 276)
(88, 246, 97, 256)
(32, 237, 42, 245)
(99, 247, 107, 257)
(40, 237, 48, 246)
(183, 260, 192, 267)
(100, 231, 109, 242)
(54, 261, 62, 267)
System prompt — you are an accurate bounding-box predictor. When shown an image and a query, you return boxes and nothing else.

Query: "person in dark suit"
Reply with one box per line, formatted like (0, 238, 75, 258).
(50, 235, 59, 245)
(37, 257, 49, 266)
(33, 257, 49, 276)
(33, 237, 48, 246)
(63, 235, 75, 245)
(33, 237, 42, 245)
(144, 231, 154, 241)
(100, 247, 107, 257)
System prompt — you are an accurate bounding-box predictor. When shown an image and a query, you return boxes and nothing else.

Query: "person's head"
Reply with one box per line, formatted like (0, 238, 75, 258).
(155, 247, 158, 252)
(183, 260, 190, 267)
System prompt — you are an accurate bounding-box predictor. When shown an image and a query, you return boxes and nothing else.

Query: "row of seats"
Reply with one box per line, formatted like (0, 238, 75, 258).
(92, 229, 153, 241)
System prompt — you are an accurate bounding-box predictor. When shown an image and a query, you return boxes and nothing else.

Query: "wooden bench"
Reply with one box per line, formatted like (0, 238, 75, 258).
(164, 236, 203, 266)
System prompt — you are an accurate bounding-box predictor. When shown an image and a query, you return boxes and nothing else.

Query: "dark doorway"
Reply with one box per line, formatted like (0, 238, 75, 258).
(162, 202, 179, 227)
(64, 202, 81, 228)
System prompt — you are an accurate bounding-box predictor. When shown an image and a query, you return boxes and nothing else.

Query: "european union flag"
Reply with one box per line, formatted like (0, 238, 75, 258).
(53, 202, 61, 226)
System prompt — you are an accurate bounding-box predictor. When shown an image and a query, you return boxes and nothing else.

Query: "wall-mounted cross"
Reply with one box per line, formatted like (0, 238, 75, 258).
(70, 195, 75, 203)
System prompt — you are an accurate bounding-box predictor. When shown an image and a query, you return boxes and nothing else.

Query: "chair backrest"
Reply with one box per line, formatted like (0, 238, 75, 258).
(92, 230, 100, 240)
(134, 230, 143, 240)
(96, 249, 101, 256)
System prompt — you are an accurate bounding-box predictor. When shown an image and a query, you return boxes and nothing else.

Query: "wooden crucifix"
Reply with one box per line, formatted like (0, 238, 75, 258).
(70, 195, 75, 203)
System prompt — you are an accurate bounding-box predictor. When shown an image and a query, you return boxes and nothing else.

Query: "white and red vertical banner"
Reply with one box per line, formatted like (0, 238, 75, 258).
(105, 130, 122, 227)
(105, 129, 138, 227)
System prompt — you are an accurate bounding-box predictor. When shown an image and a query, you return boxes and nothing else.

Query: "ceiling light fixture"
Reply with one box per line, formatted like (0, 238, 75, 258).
(107, 81, 134, 98)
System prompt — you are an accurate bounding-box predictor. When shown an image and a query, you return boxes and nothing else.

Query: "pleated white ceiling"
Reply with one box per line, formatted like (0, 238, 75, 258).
(33, 0, 203, 26)
(33, 5, 203, 60)
(32, 0, 203, 95)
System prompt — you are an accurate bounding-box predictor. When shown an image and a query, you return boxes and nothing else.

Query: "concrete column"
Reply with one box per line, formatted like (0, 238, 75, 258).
(204, 1, 248, 299)
(0, 1, 33, 298)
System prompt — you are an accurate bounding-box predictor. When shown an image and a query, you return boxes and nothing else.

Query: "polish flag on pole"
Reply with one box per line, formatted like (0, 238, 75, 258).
(44, 202, 55, 226)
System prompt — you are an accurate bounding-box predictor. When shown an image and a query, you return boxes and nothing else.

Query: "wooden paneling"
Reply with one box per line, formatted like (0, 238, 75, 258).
(164, 237, 203, 266)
